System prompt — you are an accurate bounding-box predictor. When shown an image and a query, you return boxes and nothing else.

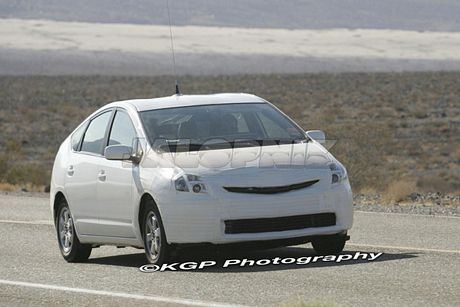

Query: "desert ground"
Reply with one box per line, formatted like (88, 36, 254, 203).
(0, 17, 459, 203)
(1, 5, 460, 306)
(0, 72, 459, 207)
(3, 18, 460, 59)
(1, 18, 460, 75)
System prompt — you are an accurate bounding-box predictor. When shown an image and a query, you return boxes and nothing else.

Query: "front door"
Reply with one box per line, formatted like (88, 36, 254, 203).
(96, 109, 138, 238)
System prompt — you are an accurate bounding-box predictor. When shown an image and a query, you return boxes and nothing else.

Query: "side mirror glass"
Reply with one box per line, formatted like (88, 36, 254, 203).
(306, 130, 326, 144)
(105, 145, 133, 161)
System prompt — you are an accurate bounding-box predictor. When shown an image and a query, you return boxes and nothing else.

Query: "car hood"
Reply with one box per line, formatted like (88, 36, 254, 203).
(143, 142, 335, 186)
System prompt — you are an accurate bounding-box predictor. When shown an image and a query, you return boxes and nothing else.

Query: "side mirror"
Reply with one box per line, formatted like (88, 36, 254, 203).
(306, 130, 326, 144)
(105, 145, 134, 161)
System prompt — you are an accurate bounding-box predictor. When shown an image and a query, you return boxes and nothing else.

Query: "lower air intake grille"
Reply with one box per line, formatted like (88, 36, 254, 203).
(224, 213, 336, 234)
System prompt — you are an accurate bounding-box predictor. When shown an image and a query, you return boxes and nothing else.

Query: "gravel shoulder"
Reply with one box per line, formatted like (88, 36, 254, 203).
(353, 194, 460, 217)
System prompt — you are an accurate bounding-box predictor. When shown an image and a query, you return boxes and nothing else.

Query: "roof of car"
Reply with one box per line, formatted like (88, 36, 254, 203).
(113, 93, 267, 112)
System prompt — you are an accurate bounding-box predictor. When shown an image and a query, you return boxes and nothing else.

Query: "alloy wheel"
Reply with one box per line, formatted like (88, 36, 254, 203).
(145, 211, 161, 261)
(58, 207, 74, 255)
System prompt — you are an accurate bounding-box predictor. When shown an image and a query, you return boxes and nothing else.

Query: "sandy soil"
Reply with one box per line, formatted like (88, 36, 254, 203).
(2, 18, 460, 60)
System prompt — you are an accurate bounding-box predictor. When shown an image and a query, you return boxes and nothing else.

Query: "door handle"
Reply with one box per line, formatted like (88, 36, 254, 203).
(67, 165, 74, 176)
(98, 170, 106, 182)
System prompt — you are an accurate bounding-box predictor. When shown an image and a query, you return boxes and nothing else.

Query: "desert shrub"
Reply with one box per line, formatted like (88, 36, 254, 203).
(325, 122, 393, 192)
(384, 180, 417, 203)
(0, 182, 45, 192)
(0, 183, 18, 192)
(0, 154, 7, 174)
(5, 139, 23, 155)
(0, 138, 49, 186)
(3, 163, 49, 186)
(417, 176, 452, 193)
(0, 73, 459, 193)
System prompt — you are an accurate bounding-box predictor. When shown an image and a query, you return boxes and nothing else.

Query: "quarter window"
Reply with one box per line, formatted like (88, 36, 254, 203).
(80, 111, 112, 154)
(108, 111, 137, 147)
(257, 111, 291, 139)
(71, 122, 88, 151)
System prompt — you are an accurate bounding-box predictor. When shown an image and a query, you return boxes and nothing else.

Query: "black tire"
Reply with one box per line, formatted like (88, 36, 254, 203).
(311, 233, 347, 255)
(55, 199, 92, 262)
(142, 201, 170, 265)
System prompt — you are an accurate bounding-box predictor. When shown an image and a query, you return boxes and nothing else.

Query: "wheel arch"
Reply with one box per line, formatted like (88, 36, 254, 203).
(53, 191, 67, 221)
(138, 193, 155, 234)
(138, 193, 168, 243)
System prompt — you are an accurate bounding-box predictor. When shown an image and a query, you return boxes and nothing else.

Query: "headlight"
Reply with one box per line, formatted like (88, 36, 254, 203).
(174, 176, 189, 192)
(174, 174, 207, 193)
(329, 162, 347, 184)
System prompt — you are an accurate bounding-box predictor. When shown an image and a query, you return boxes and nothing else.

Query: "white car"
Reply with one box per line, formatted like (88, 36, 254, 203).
(50, 93, 353, 264)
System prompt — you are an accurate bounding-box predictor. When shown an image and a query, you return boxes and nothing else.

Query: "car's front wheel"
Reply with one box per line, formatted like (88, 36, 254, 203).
(55, 200, 92, 262)
(142, 202, 170, 264)
(311, 233, 348, 255)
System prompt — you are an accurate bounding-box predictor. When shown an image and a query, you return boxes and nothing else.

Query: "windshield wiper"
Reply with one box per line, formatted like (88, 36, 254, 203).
(158, 143, 203, 152)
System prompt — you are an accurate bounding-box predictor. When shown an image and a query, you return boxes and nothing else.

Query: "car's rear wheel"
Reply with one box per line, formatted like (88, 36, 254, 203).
(142, 202, 170, 264)
(311, 233, 347, 255)
(55, 200, 92, 262)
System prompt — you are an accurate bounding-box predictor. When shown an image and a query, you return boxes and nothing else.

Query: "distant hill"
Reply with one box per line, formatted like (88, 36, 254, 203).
(1, 0, 460, 31)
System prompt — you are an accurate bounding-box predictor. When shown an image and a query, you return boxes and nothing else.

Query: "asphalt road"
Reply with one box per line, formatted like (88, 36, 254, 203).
(0, 194, 459, 306)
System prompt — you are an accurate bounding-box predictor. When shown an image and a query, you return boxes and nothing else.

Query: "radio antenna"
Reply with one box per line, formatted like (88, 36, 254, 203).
(166, 0, 180, 95)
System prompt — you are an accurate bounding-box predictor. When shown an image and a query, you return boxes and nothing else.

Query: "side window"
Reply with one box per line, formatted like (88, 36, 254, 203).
(71, 122, 88, 151)
(80, 111, 112, 154)
(108, 111, 137, 147)
(257, 112, 291, 139)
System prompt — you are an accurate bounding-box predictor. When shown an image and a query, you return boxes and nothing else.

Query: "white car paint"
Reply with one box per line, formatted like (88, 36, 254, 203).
(50, 93, 353, 248)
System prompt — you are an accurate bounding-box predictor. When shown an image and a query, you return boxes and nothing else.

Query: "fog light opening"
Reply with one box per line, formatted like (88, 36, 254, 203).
(192, 184, 202, 193)
(331, 174, 340, 184)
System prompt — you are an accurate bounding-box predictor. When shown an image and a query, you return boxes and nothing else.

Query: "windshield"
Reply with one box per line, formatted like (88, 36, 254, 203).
(139, 103, 307, 152)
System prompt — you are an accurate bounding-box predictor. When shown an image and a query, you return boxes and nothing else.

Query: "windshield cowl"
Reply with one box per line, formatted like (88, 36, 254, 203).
(154, 138, 308, 153)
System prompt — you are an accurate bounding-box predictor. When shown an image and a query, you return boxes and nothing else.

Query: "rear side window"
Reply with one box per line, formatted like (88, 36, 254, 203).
(81, 111, 112, 154)
(71, 122, 88, 151)
(108, 111, 137, 147)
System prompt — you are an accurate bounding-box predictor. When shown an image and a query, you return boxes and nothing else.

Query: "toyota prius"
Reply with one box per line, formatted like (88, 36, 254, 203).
(50, 93, 353, 264)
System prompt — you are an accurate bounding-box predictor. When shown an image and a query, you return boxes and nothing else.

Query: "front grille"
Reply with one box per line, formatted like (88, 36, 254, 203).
(224, 213, 336, 234)
(223, 179, 319, 194)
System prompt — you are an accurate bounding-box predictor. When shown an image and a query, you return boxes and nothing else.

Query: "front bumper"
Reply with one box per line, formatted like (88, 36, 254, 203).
(158, 181, 353, 244)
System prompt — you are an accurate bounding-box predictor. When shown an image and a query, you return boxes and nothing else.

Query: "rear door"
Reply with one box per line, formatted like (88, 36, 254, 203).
(65, 110, 113, 236)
